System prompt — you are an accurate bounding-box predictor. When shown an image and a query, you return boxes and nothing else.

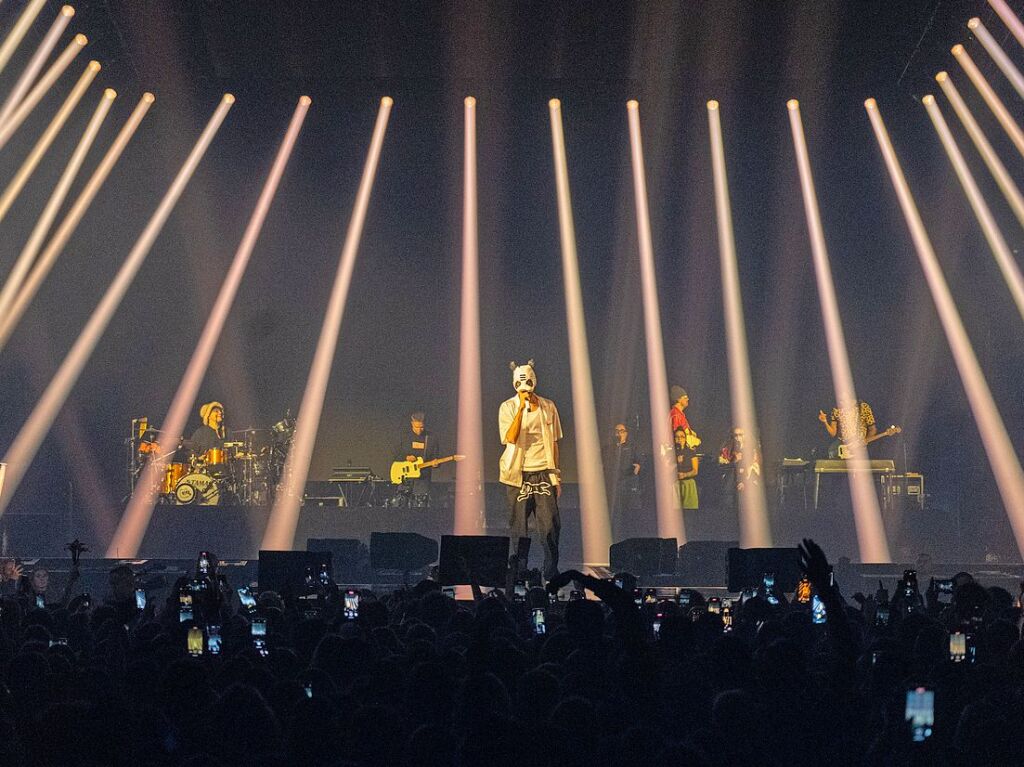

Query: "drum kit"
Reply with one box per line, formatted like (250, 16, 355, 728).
(130, 415, 294, 506)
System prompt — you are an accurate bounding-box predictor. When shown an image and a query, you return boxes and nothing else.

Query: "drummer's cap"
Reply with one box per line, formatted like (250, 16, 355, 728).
(200, 401, 224, 426)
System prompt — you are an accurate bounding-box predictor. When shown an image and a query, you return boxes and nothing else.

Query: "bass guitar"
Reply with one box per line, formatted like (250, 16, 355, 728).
(390, 454, 465, 485)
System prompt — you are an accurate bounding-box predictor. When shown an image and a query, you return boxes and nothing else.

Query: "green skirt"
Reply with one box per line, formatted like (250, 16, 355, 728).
(676, 478, 698, 510)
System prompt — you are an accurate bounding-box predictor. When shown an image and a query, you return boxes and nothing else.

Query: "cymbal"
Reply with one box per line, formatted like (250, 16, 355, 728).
(231, 427, 266, 434)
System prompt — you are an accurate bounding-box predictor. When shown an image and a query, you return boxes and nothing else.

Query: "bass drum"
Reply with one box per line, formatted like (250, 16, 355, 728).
(174, 472, 220, 506)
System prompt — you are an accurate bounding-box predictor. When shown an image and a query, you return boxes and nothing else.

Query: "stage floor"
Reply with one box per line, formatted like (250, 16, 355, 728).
(0, 482, 977, 566)
(133, 503, 590, 563)
(130, 499, 757, 563)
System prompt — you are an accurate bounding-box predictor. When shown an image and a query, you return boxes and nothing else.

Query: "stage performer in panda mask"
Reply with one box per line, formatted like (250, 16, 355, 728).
(499, 360, 563, 580)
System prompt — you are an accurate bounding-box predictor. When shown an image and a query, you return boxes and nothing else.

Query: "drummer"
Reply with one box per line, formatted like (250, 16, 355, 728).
(191, 401, 225, 459)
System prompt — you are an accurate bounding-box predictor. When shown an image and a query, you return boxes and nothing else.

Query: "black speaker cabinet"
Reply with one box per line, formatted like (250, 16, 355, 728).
(369, 532, 438, 571)
(609, 538, 678, 577)
(677, 540, 739, 586)
(258, 550, 332, 594)
(727, 547, 802, 592)
(438, 535, 510, 587)
(306, 538, 368, 581)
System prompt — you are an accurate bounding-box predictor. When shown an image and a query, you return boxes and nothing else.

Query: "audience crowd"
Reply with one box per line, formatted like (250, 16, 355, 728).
(0, 539, 1021, 767)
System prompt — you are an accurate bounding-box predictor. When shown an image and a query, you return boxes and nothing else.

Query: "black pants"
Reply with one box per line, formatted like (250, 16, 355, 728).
(610, 477, 638, 542)
(507, 471, 560, 580)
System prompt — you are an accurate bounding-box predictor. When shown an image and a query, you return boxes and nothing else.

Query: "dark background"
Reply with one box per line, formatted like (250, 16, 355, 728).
(0, 0, 1022, 559)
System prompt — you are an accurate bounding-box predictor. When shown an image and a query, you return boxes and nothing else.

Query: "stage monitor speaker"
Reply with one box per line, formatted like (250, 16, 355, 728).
(609, 538, 677, 577)
(438, 535, 510, 587)
(369, 532, 438, 571)
(306, 538, 367, 581)
(727, 547, 802, 592)
(677, 540, 739, 586)
(258, 550, 331, 595)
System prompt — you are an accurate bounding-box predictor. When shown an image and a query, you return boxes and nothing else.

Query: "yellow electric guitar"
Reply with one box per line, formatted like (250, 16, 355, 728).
(390, 454, 466, 484)
(835, 425, 902, 459)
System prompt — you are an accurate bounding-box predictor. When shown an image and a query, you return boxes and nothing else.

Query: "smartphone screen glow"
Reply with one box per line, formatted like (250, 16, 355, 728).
(949, 632, 966, 663)
(532, 608, 546, 635)
(187, 626, 203, 656)
(207, 629, 222, 655)
(905, 687, 934, 742)
(344, 591, 359, 620)
(812, 594, 827, 624)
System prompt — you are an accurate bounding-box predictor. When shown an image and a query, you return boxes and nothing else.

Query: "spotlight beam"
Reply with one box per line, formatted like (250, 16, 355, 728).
(935, 72, 1024, 230)
(865, 98, 1024, 560)
(625, 100, 685, 545)
(0, 0, 46, 78)
(107, 96, 311, 558)
(969, 18, 1024, 100)
(923, 94, 1024, 324)
(261, 97, 393, 551)
(0, 92, 154, 353)
(548, 98, 612, 565)
(0, 94, 233, 518)
(0, 87, 114, 323)
(706, 100, 772, 549)
(0, 33, 86, 152)
(988, 0, 1024, 50)
(952, 44, 1024, 160)
(0, 59, 99, 226)
(454, 96, 484, 534)
(0, 5, 75, 128)
(788, 99, 891, 563)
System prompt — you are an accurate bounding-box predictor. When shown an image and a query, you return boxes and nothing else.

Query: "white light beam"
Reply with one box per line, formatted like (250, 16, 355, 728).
(935, 71, 1024, 231)
(0, 92, 154, 353)
(625, 99, 685, 546)
(706, 100, 773, 549)
(261, 97, 393, 551)
(0, 5, 75, 128)
(952, 43, 1024, 160)
(0, 33, 86, 152)
(788, 99, 891, 563)
(0, 58, 99, 226)
(866, 98, 1024, 560)
(454, 96, 484, 534)
(107, 96, 311, 557)
(0, 94, 233, 517)
(0, 86, 114, 321)
(923, 94, 1024, 324)
(548, 98, 612, 565)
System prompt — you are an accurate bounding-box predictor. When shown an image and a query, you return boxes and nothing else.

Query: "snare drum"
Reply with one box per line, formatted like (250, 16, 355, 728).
(161, 462, 186, 494)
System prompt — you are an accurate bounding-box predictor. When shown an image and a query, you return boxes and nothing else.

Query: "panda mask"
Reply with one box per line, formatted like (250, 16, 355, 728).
(510, 360, 536, 395)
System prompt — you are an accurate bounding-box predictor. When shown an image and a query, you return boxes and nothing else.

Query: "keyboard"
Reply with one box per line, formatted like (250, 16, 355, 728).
(814, 459, 895, 474)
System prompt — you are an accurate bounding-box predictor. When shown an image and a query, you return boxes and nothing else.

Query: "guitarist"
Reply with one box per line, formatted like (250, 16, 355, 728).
(818, 399, 876, 458)
(392, 411, 436, 507)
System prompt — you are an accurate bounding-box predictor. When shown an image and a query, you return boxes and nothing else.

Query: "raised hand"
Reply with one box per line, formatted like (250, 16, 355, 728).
(798, 538, 831, 591)
(546, 569, 583, 594)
